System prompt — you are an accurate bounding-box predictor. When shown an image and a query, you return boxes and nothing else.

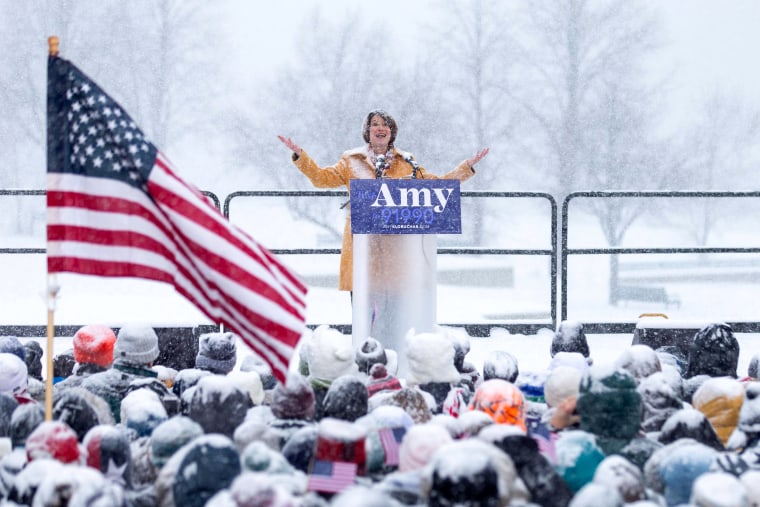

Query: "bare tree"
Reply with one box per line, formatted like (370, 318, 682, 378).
(668, 92, 760, 246)
(226, 7, 416, 240)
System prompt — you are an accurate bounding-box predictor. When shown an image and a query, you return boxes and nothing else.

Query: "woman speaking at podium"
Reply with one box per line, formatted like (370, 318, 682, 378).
(278, 109, 488, 293)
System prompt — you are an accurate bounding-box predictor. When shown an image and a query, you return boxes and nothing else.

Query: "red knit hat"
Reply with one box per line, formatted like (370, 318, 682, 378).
(73, 325, 116, 368)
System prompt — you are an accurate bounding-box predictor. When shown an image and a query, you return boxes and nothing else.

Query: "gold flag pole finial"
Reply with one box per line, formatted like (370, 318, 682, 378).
(48, 36, 59, 56)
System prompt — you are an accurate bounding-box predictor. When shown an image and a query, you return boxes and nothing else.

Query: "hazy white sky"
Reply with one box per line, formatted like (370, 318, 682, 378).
(224, 0, 760, 121)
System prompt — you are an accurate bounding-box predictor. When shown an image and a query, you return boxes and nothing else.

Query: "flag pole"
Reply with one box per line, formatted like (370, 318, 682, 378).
(45, 275, 59, 421)
(45, 35, 60, 421)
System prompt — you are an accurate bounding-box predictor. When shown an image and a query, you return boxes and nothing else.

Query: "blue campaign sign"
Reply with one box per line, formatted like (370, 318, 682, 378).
(350, 179, 461, 234)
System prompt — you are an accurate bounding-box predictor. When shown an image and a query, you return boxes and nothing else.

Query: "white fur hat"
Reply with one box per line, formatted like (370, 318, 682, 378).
(405, 330, 460, 385)
(544, 366, 583, 408)
(305, 325, 357, 381)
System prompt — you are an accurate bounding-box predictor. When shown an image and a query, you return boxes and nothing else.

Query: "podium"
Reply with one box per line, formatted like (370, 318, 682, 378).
(350, 178, 461, 379)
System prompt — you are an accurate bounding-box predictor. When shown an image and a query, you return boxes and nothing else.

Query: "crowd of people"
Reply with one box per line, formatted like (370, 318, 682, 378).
(0, 319, 758, 506)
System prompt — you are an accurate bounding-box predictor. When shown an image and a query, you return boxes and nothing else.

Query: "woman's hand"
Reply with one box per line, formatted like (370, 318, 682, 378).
(277, 135, 302, 156)
(466, 147, 489, 168)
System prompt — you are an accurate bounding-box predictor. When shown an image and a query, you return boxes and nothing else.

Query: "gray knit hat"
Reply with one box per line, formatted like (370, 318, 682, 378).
(114, 325, 159, 365)
(195, 332, 237, 374)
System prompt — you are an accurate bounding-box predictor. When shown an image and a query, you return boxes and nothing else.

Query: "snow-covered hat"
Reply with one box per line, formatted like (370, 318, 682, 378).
(691, 376, 744, 446)
(0, 353, 28, 396)
(373, 387, 432, 424)
(424, 439, 512, 507)
(304, 325, 357, 381)
(483, 350, 519, 383)
(23, 341, 43, 381)
(658, 408, 724, 450)
(149, 416, 204, 469)
(366, 363, 402, 397)
(576, 366, 642, 454)
(271, 373, 315, 420)
(355, 337, 387, 375)
(658, 442, 718, 506)
(322, 375, 369, 422)
(187, 375, 252, 438)
(0, 393, 18, 437)
(469, 378, 526, 431)
(405, 329, 460, 386)
(548, 351, 590, 372)
(83, 424, 132, 486)
(691, 472, 749, 507)
(544, 365, 583, 408)
(554, 430, 605, 493)
(156, 434, 241, 507)
(551, 320, 590, 359)
(10, 402, 44, 448)
(114, 325, 159, 365)
(227, 369, 264, 406)
(120, 388, 168, 438)
(398, 423, 452, 472)
(685, 322, 739, 379)
(73, 324, 116, 368)
(195, 332, 237, 374)
(0, 336, 25, 361)
(614, 344, 662, 383)
(593, 454, 646, 503)
(25, 421, 80, 464)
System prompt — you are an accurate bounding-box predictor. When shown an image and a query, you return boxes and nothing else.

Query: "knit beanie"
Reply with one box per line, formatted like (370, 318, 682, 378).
(73, 325, 116, 368)
(113, 325, 159, 365)
(0, 353, 28, 396)
(25, 421, 81, 464)
(398, 423, 452, 472)
(366, 363, 402, 397)
(0, 336, 25, 361)
(576, 366, 642, 455)
(692, 376, 744, 446)
(195, 332, 237, 374)
(271, 373, 315, 420)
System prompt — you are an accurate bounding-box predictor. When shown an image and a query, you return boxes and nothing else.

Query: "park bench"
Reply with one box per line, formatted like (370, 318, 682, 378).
(615, 285, 681, 309)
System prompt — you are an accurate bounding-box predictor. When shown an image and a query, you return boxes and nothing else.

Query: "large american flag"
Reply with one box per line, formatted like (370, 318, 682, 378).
(46, 54, 307, 382)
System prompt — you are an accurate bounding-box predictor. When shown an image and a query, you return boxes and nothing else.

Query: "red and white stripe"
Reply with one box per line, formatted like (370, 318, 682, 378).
(47, 151, 307, 382)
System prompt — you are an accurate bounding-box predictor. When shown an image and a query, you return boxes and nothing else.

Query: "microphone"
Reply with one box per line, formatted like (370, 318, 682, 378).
(374, 154, 386, 178)
(404, 155, 419, 179)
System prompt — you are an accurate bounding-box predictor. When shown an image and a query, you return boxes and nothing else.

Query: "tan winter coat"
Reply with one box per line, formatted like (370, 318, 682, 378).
(292, 147, 475, 291)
